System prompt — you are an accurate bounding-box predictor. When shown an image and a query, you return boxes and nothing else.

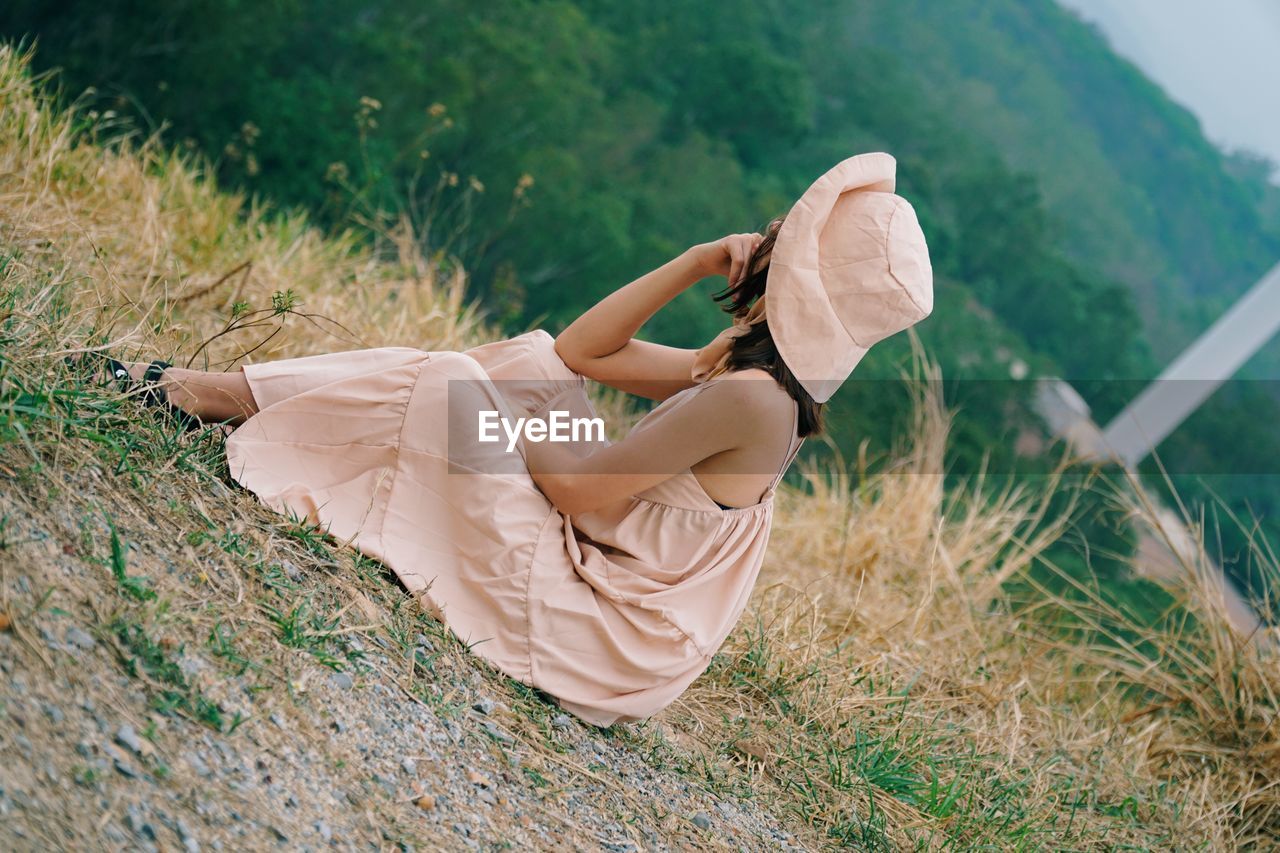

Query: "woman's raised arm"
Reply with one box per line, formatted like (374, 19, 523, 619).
(554, 236, 762, 400)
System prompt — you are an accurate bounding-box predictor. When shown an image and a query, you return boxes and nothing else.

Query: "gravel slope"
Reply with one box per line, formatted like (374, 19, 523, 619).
(0, 453, 816, 852)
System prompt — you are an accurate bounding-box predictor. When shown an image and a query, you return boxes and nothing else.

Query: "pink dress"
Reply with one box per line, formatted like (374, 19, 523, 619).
(224, 330, 802, 726)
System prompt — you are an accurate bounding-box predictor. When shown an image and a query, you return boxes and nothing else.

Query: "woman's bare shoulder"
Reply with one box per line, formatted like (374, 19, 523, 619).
(703, 369, 795, 420)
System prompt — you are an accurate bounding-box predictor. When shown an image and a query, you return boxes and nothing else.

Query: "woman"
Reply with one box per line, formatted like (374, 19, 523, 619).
(109, 152, 933, 726)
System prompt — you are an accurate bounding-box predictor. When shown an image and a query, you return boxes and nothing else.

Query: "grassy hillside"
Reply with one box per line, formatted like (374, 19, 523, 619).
(3, 46, 1280, 849)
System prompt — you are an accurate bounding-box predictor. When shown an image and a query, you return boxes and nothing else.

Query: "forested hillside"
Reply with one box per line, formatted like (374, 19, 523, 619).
(4, 0, 1278, 588)
(9, 0, 1278, 361)
(848, 0, 1280, 368)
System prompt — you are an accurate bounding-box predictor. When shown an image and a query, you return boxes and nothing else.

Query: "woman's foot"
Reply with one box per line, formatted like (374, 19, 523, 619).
(106, 359, 156, 385)
(109, 359, 258, 428)
(107, 358, 204, 431)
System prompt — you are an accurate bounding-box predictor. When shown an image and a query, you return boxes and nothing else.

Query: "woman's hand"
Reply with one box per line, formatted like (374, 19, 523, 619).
(692, 232, 765, 287)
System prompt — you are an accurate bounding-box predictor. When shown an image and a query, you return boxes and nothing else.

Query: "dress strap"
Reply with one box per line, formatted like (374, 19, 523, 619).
(766, 398, 804, 495)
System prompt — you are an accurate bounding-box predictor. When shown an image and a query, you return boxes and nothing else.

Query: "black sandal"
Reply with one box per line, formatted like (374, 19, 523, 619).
(108, 358, 204, 433)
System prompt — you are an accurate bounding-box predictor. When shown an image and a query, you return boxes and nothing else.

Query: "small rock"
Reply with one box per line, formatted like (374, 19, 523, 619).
(184, 751, 211, 777)
(315, 821, 332, 842)
(471, 697, 495, 715)
(482, 722, 512, 744)
(330, 720, 346, 734)
(65, 626, 97, 651)
(269, 712, 285, 728)
(113, 759, 139, 779)
(691, 812, 712, 830)
(415, 795, 436, 811)
(400, 758, 417, 776)
(177, 819, 200, 853)
(550, 714, 573, 729)
(414, 633, 434, 649)
(466, 770, 493, 788)
(281, 560, 302, 582)
(0, 611, 11, 632)
(115, 725, 144, 755)
(329, 672, 354, 691)
(124, 805, 155, 838)
(40, 627, 61, 651)
(43, 703, 65, 724)
(178, 655, 207, 678)
(76, 741, 94, 758)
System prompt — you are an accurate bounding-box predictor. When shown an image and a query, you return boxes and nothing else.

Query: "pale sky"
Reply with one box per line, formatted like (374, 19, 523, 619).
(1056, 0, 1280, 179)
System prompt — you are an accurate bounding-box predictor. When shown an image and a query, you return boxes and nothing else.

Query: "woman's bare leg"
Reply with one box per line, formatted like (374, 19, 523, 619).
(115, 361, 259, 426)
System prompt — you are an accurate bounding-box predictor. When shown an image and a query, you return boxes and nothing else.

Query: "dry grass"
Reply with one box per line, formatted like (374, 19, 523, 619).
(0, 50, 485, 370)
(668, 354, 1280, 846)
(2, 43, 1278, 850)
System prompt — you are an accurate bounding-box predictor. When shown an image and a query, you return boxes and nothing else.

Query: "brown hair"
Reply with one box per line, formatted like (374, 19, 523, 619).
(711, 216, 824, 437)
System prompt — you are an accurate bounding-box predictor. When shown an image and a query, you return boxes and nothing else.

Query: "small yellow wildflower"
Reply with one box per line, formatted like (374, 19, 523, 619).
(514, 172, 535, 200)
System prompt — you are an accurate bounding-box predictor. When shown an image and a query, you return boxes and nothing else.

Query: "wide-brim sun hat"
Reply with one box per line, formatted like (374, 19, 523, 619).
(767, 152, 934, 403)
